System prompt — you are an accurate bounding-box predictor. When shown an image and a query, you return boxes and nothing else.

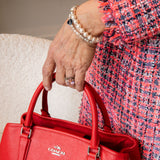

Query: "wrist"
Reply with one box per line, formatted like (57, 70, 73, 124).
(68, 6, 101, 45)
(76, 1, 105, 37)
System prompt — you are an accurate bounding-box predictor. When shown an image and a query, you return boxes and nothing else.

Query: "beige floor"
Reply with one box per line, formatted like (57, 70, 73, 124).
(0, 0, 85, 39)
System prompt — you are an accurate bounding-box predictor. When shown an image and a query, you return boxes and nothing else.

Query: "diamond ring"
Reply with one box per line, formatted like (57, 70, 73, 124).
(65, 77, 75, 85)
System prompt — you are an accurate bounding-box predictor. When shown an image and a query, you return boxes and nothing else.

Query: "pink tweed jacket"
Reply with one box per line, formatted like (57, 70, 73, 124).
(79, 0, 160, 159)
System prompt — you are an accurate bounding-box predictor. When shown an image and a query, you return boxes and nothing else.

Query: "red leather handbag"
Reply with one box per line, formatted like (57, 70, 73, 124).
(0, 73, 141, 160)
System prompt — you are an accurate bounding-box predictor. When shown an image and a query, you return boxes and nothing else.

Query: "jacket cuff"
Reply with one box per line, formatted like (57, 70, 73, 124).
(99, 0, 124, 46)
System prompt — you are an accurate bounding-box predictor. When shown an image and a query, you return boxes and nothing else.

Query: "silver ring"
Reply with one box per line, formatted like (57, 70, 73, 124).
(65, 77, 75, 85)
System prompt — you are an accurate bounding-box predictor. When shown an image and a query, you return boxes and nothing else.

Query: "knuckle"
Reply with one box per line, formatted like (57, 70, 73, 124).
(56, 55, 63, 66)
(64, 56, 74, 68)
(74, 61, 88, 72)
(75, 61, 82, 69)
(56, 76, 65, 86)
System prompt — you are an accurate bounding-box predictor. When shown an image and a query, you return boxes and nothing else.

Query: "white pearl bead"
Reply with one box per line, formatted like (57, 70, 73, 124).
(69, 5, 101, 44)
(92, 37, 96, 42)
(74, 19, 78, 24)
(79, 28, 84, 33)
(96, 37, 100, 42)
(76, 24, 81, 29)
(88, 35, 92, 40)
(71, 7, 74, 12)
(83, 32, 88, 37)
(70, 11, 73, 15)
(71, 14, 75, 20)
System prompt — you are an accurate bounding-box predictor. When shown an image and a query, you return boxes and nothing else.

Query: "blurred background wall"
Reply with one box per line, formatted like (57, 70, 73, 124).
(0, 0, 86, 39)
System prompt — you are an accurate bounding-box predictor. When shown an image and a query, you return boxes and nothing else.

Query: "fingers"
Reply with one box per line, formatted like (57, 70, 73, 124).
(65, 68, 75, 86)
(75, 70, 86, 91)
(43, 55, 88, 92)
(42, 20, 95, 92)
(42, 56, 56, 91)
(56, 66, 66, 85)
(64, 68, 85, 91)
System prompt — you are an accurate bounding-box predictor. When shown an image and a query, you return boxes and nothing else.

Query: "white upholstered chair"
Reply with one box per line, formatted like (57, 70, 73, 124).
(0, 34, 82, 139)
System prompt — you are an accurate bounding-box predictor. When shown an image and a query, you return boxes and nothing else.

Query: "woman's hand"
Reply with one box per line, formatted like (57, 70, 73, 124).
(42, 0, 105, 91)
(42, 21, 96, 91)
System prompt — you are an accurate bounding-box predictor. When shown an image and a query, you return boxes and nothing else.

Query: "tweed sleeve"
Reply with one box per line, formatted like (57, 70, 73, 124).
(99, 0, 160, 45)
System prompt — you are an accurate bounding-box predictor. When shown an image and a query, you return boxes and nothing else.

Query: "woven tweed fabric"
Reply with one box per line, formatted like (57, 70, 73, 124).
(79, 0, 160, 160)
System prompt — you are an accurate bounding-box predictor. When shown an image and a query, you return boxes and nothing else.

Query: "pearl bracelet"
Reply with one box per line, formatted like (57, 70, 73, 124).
(67, 6, 101, 44)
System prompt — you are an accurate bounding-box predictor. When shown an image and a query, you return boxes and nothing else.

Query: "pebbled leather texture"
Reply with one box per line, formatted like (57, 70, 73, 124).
(0, 73, 141, 160)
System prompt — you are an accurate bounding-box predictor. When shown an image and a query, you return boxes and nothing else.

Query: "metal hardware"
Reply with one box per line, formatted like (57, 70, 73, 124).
(21, 127, 32, 139)
(88, 146, 101, 160)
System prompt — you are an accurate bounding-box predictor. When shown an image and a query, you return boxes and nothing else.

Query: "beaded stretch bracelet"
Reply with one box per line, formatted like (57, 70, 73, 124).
(67, 6, 101, 44)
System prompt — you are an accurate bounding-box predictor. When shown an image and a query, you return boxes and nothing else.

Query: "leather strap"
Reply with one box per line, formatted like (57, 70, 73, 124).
(24, 73, 110, 149)
(18, 130, 31, 160)
(87, 155, 100, 160)
(87, 147, 101, 160)
(41, 82, 111, 132)
(41, 89, 50, 117)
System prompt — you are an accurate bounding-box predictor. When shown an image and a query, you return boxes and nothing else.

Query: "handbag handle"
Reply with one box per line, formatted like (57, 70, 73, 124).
(41, 83, 111, 132)
(23, 73, 110, 148)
